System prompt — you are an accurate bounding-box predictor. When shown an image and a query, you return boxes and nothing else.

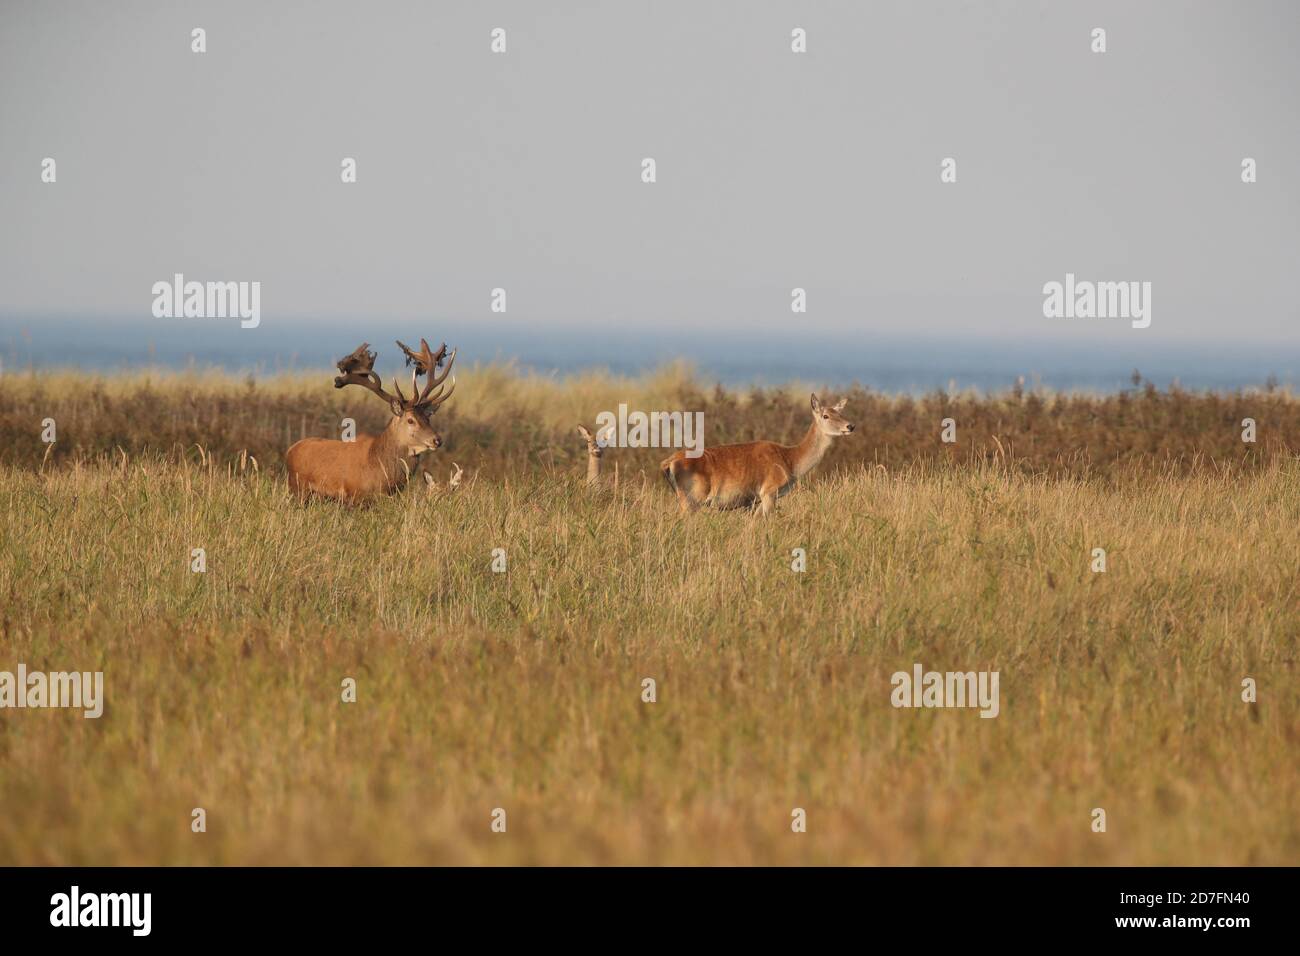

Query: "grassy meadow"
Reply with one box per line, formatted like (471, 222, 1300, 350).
(0, 367, 1298, 865)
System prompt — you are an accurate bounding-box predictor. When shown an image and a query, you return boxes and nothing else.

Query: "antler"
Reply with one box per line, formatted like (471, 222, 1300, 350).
(333, 343, 401, 406)
(396, 337, 457, 410)
(335, 342, 375, 377)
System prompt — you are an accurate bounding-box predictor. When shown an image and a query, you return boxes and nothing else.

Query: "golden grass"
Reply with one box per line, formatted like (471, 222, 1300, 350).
(3, 364, 1296, 480)
(1, 442, 1296, 864)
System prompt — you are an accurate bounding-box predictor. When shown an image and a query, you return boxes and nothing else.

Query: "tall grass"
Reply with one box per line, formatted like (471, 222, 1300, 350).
(0, 368, 1296, 864)
(2, 364, 1295, 479)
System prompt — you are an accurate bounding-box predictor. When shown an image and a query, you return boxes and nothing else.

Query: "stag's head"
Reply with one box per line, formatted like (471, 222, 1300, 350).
(810, 393, 855, 437)
(391, 406, 443, 456)
(334, 339, 457, 455)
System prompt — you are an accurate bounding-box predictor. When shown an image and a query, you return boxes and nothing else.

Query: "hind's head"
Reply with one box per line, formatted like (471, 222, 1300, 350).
(811, 394, 855, 437)
(578, 423, 615, 457)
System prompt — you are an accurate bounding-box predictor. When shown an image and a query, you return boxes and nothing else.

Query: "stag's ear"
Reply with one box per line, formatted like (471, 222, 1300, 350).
(389, 398, 404, 417)
(810, 393, 822, 413)
(832, 398, 847, 412)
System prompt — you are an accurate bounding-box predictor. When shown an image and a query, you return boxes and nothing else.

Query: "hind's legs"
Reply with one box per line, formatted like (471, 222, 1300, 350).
(756, 469, 788, 516)
(670, 465, 701, 513)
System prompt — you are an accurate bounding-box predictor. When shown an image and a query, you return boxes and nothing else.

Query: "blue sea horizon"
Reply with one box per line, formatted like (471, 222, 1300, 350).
(1, 314, 1295, 396)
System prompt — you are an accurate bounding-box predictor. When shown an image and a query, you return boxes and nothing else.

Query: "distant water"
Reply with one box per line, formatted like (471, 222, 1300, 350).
(1, 315, 1296, 396)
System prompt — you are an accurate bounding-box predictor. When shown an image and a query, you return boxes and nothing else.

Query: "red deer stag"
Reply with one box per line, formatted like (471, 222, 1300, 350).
(660, 394, 855, 515)
(286, 339, 456, 502)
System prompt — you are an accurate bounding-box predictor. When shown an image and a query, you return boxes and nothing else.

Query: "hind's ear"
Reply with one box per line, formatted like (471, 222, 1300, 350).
(810, 393, 821, 412)
(832, 398, 847, 412)
(577, 424, 593, 441)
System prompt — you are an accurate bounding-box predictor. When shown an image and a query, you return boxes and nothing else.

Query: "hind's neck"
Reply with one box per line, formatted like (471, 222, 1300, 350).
(788, 421, 832, 479)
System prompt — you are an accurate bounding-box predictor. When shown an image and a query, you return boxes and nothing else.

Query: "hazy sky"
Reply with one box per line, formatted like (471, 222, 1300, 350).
(2, 0, 1298, 352)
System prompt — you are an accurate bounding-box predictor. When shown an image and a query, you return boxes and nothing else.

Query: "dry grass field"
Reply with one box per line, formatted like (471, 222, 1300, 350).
(1, 368, 1297, 865)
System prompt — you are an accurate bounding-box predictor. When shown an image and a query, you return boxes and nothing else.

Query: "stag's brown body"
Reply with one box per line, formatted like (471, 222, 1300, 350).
(286, 429, 435, 502)
(286, 339, 456, 503)
(660, 395, 855, 515)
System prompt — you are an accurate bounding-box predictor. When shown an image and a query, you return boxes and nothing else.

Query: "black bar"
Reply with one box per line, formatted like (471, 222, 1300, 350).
(0, 867, 1280, 943)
